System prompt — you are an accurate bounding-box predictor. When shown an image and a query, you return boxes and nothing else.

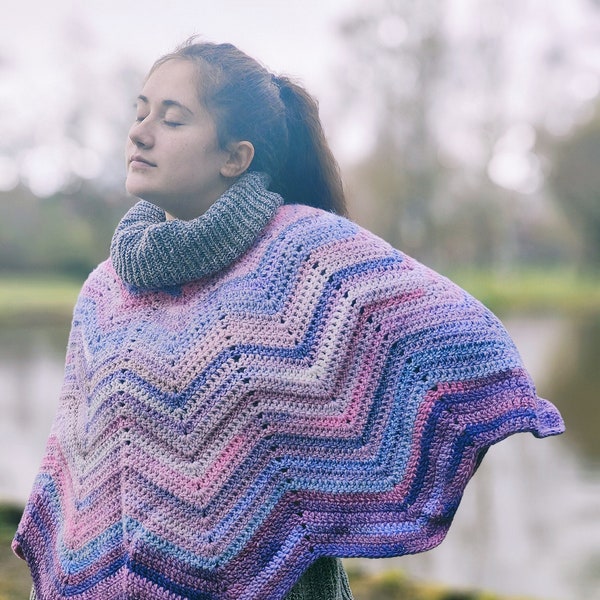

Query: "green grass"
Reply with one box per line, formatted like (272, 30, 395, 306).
(444, 268, 600, 315)
(0, 275, 82, 326)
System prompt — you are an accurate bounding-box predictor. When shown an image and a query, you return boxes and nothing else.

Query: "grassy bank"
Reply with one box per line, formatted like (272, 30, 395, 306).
(0, 269, 598, 325)
(448, 268, 600, 315)
(0, 275, 82, 326)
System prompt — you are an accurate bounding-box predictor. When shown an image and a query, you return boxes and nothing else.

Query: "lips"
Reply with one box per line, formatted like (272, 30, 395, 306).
(129, 155, 156, 168)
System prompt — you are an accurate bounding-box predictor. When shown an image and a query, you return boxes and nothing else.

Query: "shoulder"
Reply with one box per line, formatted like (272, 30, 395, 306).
(265, 203, 482, 314)
(268, 204, 396, 258)
(71, 259, 130, 317)
(273, 204, 516, 334)
(79, 259, 122, 296)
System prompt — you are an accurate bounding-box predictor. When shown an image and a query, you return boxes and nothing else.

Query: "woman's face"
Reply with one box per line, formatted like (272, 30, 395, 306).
(125, 59, 230, 219)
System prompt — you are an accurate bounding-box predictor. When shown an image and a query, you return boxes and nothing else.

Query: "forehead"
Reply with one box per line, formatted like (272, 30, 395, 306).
(142, 60, 202, 107)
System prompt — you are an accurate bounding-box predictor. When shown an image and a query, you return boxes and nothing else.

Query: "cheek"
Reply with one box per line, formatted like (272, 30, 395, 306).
(169, 140, 205, 173)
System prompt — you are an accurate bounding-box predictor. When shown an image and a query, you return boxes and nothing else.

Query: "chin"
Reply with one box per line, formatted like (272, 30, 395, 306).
(126, 180, 152, 200)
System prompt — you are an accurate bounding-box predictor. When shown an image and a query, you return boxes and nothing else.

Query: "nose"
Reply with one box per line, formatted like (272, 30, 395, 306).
(128, 119, 154, 149)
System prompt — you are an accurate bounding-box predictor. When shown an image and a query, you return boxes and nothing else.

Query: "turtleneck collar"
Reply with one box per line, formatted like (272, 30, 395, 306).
(110, 171, 283, 290)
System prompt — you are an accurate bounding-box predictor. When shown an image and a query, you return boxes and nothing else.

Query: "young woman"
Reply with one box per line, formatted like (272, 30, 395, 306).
(14, 40, 563, 600)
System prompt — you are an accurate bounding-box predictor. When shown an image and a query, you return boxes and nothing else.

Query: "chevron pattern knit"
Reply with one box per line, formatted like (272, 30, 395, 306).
(14, 200, 564, 599)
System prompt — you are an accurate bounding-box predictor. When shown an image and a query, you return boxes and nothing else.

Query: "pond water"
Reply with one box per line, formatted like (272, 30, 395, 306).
(1, 313, 598, 600)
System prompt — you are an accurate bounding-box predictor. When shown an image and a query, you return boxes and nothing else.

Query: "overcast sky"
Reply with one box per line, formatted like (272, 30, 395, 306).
(1, 0, 599, 196)
(1, 0, 351, 98)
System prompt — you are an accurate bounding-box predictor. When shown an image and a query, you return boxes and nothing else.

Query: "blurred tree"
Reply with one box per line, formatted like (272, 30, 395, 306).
(548, 112, 600, 269)
(339, 0, 446, 264)
(0, 182, 130, 278)
(336, 0, 600, 271)
(0, 14, 143, 277)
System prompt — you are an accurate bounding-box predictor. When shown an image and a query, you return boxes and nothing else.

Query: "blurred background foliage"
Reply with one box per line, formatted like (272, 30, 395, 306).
(337, 0, 598, 274)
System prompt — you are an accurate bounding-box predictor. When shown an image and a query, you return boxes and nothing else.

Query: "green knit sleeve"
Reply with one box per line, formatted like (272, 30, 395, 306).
(285, 557, 354, 600)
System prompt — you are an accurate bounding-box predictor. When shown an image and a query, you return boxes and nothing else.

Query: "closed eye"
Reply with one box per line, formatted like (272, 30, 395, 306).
(164, 120, 183, 128)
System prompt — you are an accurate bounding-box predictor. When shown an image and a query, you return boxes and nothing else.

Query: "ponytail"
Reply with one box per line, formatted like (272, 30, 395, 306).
(152, 40, 347, 217)
(272, 76, 347, 216)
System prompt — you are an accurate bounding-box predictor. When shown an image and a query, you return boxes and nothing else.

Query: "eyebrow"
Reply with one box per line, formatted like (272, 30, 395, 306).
(137, 94, 194, 116)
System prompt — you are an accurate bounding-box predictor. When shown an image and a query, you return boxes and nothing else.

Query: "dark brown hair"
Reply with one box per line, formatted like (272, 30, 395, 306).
(151, 40, 347, 216)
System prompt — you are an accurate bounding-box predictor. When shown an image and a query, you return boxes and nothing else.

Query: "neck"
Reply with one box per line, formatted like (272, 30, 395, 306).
(110, 171, 283, 290)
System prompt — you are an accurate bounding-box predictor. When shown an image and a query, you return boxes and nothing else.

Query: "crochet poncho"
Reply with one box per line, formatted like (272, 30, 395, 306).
(14, 173, 564, 599)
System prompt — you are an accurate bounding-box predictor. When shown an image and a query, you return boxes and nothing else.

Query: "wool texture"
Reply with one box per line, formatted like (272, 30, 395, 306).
(110, 172, 283, 289)
(14, 176, 564, 599)
(285, 558, 353, 600)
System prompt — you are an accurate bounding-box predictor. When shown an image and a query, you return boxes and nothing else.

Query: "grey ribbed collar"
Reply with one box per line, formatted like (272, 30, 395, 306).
(110, 171, 283, 290)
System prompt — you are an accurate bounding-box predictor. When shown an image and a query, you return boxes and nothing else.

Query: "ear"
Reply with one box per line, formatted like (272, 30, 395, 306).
(220, 141, 255, 178)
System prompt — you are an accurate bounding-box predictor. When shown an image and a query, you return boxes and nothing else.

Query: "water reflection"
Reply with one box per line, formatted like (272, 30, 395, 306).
(0, 326, 67, 503)
(1, 314, 598, 599)
(544, 315, 600, 466)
